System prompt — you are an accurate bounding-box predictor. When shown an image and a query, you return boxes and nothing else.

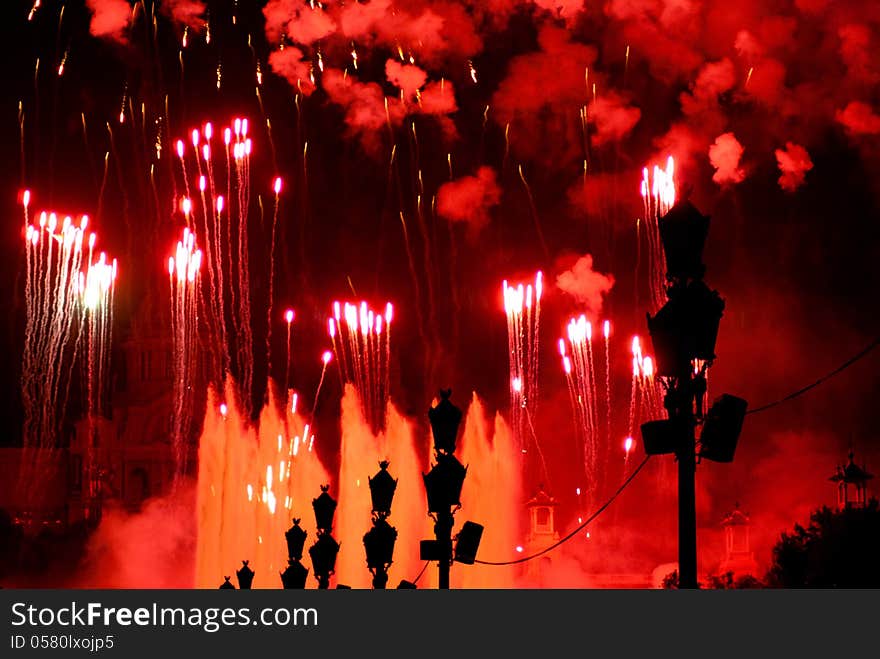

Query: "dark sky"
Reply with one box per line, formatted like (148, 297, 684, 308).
(2, 0, 879, 570)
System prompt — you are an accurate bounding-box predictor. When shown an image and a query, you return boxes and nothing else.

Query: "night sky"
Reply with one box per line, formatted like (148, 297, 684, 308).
(2, 0, 879, 576)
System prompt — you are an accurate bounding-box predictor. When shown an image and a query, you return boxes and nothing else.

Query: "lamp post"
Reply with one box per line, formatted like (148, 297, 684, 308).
(236, 560, 255, 589)
(422, 390, 467, 589)
(363, 461, 399, 589)
(309, 485, 340, 589)
(641, 199, 746, 589)
(280, 518, 309, 589)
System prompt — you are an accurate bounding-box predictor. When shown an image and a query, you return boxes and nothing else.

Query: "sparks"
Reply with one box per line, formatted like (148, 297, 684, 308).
(329, 300, 393, 431)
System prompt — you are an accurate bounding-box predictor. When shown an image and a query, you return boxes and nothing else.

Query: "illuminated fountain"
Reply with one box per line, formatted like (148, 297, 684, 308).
(195, 381, 330, 588)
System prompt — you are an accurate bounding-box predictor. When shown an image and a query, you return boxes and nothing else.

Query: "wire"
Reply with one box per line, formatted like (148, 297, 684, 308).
(746, 336, 880, 416)
(412, 560, 430, 584)
(474, 455, 651, 566)
(451, 338, 878, 569)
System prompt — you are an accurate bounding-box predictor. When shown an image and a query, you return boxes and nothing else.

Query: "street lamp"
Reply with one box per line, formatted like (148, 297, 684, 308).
(280, 518, 309, 589)
(830, 452, 874, 510)
(421, 390, 468, 589)
(641, 199, 747, 589)
(363, 461, 399, 589)
(309, 485, 340, 589)
(236, 560, 255, 589)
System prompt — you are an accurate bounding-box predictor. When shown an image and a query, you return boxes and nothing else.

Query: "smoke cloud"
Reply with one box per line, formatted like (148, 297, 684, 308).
(264, 0, 481, 66)
(587, 92, 641, 147)
(251, 0, 880, 183)
(160, 0, 207, 30)
(554, 253, 615, 319)
(76, 485, 196, 588)
(321, 69, 401, 157)
(385, 60, 428, 101)
(321, 62, 458, 157)
(775, 142, 813, 192)
(268, 47, 316, 95)
(836, 101, 880, 136)
(86, 0, 131, 43)
(709, 132, 746, 186)
(492, 26, 598, 165)
(436, 166, 502, 237)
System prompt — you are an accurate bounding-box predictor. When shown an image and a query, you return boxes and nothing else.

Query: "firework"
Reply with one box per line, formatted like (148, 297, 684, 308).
(284, 309, 294, 402)
(558, 315, 613, 502)
(172, 118, 269, 415)
(266, 177, 283, 379)
(20, 193, 117, 505)
(168, 227, 202, 477)
(640, 156, 676, 311)
(309, 351, 333, 421)
(502, 272, 542, 452)
(328, 301, 392, 432)
(628, 335, 664, 437)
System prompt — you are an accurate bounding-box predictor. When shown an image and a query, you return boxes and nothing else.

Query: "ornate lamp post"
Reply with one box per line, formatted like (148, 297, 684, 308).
(363, 461, 399, 589)
(641, 199, 747, 589)
(236, 560, 255, 589)
(830, 452, 874, 510)
(309, 485, 340, 589)
(422, 390, 467, 589)
(280, 518, 309, 589)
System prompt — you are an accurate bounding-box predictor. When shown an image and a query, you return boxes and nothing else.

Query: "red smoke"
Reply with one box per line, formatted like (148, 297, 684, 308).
(836, 101, 880, 136)
(587, 92, 641, 147)
(265, 0, 480, 66)
(709, 132, 747, 186)
(263, 0, 335, 45)
(775, 142, 813, 192)
(76, 485, 197, 588)
(322, 69, 401, 157)
(250, 0, 880, 188)
(566, 171, 630, 220)
(492, 26, 598, 165)
(86, 0, 131, 43)
(385, 60, 428, 101)
(436, 166, 502, 237)
(554, 253, 615, 320)
(837, 24, 879, 86)
(160, 0, 207, 30)
(268, 47, 316, 95)
(321, 60, 458, 157)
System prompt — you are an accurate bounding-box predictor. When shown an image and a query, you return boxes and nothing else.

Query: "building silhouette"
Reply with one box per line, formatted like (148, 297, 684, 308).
(717, 503, 759, 578)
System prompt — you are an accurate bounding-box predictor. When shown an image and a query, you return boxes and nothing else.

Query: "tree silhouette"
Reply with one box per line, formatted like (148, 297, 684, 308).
(767, 499, 880, 587)
(660, 568, 764, 589)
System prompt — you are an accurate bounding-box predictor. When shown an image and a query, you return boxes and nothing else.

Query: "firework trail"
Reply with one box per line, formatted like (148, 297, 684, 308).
(168, 227, 202, 478)
(603, 319, 611, 447)
(310, 351, 333, 421)
(20, 193, 117, 505)
(266, 177, 282, 382)
(628, 335, 664, 436)
(502, 272, 542, 454)
(639, 156, 676, 312)
(284, 309, 294, 400)
(328, 301, 392, 432)
(517, 165, 550, 261)
(173, 118, 265, 416)
(559, 315, 602, 502)
(79, 248, 118, 507)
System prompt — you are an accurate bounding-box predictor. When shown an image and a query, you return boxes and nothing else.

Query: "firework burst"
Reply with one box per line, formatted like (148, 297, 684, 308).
(328, 300, 393, 432)
(502, 272, 543, 454)
(20, 192, 118, 504)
